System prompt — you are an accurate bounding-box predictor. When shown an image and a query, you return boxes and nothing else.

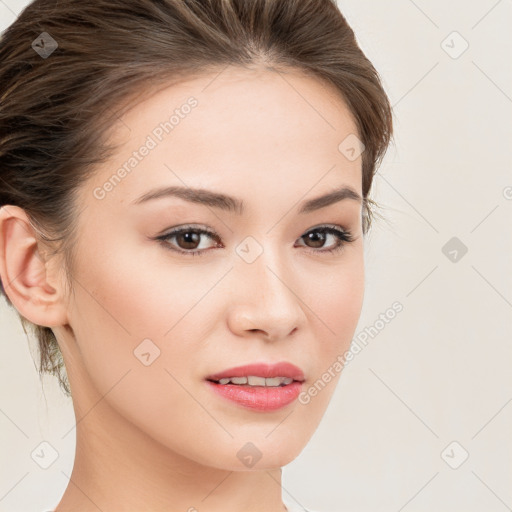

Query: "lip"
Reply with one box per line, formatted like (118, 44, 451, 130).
(205, 361, 305, 382)
(205, 361, 305, 412)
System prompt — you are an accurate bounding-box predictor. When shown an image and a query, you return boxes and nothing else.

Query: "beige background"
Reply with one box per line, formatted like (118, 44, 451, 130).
(1, 0, 511, 511)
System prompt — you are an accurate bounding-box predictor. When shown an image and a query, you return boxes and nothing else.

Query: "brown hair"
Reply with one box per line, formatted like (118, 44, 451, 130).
(0, 0, 393, 396)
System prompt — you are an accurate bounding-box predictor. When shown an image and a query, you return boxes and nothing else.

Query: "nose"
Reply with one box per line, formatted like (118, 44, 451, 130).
(226, 255, 308, 342)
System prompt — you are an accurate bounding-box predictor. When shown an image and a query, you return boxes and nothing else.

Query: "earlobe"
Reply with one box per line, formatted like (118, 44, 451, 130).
(0, 205, 69, 328)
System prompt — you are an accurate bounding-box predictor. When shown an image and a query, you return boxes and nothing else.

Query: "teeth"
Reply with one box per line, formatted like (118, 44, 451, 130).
(247, 376, 266, 386)
(265, 377, 284, 386)
(215, 376, 294, 387)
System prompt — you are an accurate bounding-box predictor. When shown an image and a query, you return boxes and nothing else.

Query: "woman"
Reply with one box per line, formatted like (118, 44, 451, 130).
(0, 0, 393, 510)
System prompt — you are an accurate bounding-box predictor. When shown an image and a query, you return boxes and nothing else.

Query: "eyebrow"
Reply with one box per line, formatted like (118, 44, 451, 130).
(132, 185, 362, 214)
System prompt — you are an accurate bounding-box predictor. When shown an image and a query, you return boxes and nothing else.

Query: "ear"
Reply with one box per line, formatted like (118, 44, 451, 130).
(0, 205, 69, 328)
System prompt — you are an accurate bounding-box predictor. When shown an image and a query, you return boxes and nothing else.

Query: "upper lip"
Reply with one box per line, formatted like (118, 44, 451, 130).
(206, 362, 305, 382)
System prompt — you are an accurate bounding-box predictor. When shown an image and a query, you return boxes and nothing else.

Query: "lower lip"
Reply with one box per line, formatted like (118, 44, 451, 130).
(206, 380, 303, 411)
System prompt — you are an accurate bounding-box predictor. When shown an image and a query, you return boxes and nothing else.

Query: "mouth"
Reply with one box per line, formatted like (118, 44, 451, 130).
(207, 375, 297, 387)
(205, 362, 305, 411)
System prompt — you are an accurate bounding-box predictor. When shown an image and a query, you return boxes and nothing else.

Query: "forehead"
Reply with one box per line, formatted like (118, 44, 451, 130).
(82, 66, 362, 212)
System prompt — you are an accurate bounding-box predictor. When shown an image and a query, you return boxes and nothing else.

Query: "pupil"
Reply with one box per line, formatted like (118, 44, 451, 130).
(180, 232, 199, 249)
(307, 232, 325, 248)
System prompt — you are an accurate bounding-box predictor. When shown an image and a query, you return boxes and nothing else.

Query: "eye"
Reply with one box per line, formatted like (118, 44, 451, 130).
(154, 224, 355, 257)
(295, 225, 355, 254)
(155, 225, 221, 257)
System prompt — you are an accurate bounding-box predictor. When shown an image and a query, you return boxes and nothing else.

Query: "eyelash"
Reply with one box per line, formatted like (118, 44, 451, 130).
(155, 224, 355, 257)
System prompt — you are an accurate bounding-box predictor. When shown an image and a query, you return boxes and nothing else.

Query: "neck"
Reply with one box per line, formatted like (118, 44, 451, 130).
(54, 384, 287, 512)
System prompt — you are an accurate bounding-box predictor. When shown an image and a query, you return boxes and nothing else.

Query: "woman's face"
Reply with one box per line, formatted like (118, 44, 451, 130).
(57, 66, 365, 470)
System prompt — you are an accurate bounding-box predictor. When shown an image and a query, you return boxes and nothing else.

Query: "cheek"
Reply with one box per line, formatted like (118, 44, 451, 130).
(72, 234, 220, 335)
(304, 252, 365, 355)
(327, 270, 364, 343)
(290, 255, 364, 433)
(66, 244, 214, 391)
(65, 248, 227, 456)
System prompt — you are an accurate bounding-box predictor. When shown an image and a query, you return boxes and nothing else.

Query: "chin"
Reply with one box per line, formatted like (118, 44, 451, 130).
(180, 433, 310, 472)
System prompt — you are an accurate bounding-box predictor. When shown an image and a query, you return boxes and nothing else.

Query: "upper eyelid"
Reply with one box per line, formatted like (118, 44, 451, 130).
(161, 223, 348, 237)
(159, 224, 351, 248)
(156, 224, 354, 257)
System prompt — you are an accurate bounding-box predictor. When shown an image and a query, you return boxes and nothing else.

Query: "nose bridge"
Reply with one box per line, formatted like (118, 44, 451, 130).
(230, 237, 306, 338)
(237, 234, 291, 298)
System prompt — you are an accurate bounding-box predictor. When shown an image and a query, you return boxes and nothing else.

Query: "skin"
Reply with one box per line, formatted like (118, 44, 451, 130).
(0, 65, 365, 512)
